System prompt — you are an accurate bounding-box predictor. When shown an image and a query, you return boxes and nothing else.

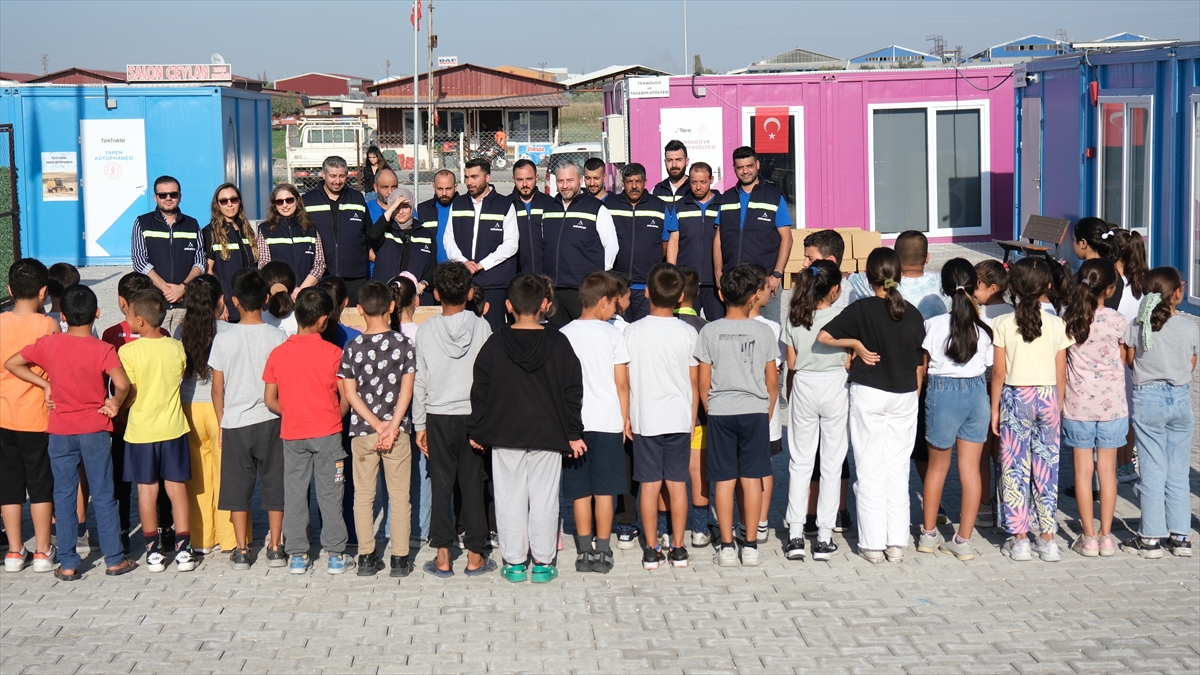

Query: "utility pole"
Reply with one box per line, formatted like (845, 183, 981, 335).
(428, 0, 435, 167)
(538, 61, 548, 79)
(683, 0, 688, 75)
(386, 59, 390, 78)
(41, 54, 48, 75)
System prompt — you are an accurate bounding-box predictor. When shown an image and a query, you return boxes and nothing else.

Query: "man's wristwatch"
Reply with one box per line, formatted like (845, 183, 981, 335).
(770, 271, 783, 279)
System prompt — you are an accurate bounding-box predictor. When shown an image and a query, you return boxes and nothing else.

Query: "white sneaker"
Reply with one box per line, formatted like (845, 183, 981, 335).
(741, 546, 761, 567)
(691, 529, 712, 548)
(1035, 537, 1062, 562)
(146, 550, 166, 573)
(1001, 536, 1033, 561)
(714, 545, 738, 567)
(884, 546, 905, 563)
(174, 548, 198, 572)
(32, 545, 58, 573)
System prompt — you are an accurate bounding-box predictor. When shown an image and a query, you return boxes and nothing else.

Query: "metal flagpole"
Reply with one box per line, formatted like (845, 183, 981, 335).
(412, 0, 420, 193)
(683, 0, 688, 74)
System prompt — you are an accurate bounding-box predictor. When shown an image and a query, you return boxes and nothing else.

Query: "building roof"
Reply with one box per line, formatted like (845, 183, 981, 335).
(746, 48, 844, 73)
(276, 72, 373, 84)
(0, 71, 37, 82)
(367, 63, 565, 95)
(495, 65, 558, 82)
(562, 65, 672, 90)
(1094, 33, 1156, 43)
(28, 67, 126, 83)
(366, 92, 569, 110)
(970, 35, 1068, 60)
(849, 45, 939, 64)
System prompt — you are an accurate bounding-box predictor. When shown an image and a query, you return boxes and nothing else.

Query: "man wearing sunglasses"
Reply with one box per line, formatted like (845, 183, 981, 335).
(302, 156, 371, 304)
(130, 175, 206, 334)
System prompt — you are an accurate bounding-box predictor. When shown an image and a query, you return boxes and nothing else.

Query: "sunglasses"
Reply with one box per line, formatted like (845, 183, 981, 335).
(274, 196, 297, 206)
(217, 196, 240, 206)
(156, 191, 180, 199)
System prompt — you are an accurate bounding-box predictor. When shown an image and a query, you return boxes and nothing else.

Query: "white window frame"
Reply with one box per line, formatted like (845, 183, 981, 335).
(1095, 95, 1154, 251)
(866, 99, 992, 239)
(1188, 95, 1199, 306)
(740, 105, 805, 229)
(507, 109, 553, 144)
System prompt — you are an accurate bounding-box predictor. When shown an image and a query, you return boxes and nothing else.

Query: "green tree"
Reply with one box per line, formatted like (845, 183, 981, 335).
(271, 95, 302, 117)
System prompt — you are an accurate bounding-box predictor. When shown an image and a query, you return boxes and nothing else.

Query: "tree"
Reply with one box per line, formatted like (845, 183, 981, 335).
(271, 95, 302, 117)
(693, 54, 717, 75)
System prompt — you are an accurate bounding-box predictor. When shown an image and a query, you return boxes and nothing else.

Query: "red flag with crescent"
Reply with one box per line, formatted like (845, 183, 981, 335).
(754, 107, 789, 154)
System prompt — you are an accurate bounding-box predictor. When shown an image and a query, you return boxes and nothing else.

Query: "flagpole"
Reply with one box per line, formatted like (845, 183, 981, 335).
(412, 0, 420, 194)
(682, 0, 688, 74)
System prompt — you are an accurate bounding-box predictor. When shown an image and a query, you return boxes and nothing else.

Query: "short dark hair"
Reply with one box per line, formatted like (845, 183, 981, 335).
(607, 271, 631, 295)
(512, 158, 536, 174)
(117, 271, 154, 302)
(7, 258, 49, 300)
(153, 175, 180, 191)
(294, 287, 334, 329)
(647, 264, 685, 309)
(578, 271, 622, 309)
(664, 139, 687, 156)
(719, 264, 761, 307)
(583, 157, 605, 172)
(467, 281, 487, 317)
(357, 281, 393, 317)
(129, 288, 167, 328)
(61, 284, 98, 327)
(689, 162, 712, 178)
(744, 263, 770, 289)
(232, 268, 268, 310)
(507, 273, 548, 317)
(464, 157, 491, 175)
(803, 230, 845, 265)
(732, 146, 756, 162)
(894, 230, 928, 267)
(677, 265, 700, 302)
(432, 262, 473, 306)
(622, 163, 646, 181)
(47, 262, 80, 299)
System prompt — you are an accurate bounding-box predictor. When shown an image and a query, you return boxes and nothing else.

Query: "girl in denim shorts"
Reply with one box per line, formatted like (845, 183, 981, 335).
(917, 259, 993, 561)
(1061, 259, 1127, 557)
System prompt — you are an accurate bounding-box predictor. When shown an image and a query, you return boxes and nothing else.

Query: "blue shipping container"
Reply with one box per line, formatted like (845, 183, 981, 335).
(0, 85, 272, 265)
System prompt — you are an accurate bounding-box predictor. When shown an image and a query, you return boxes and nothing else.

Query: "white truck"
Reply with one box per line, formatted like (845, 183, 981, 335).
(285, 118, 371, 187)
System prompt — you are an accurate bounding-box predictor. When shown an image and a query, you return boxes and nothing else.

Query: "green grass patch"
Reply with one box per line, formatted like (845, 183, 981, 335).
(0, 167, 14, 304)
(273, 129, 287, 160)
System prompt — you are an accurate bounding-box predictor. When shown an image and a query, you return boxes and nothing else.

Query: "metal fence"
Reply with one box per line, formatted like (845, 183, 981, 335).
(0, 124, 18, 308)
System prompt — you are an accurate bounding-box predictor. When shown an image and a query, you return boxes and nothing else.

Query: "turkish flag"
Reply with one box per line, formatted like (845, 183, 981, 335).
(754, 107, 789, 154)
(410, 0, 422, 28)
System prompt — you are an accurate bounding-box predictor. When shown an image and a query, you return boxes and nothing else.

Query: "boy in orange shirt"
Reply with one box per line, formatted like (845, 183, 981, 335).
(0, 259, 61, 572)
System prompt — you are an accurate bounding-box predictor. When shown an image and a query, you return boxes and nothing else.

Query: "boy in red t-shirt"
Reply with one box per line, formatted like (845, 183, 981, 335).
(6, 285, 138, 579)
(101, 272, 169, 553)
(263, 287, 352, 575)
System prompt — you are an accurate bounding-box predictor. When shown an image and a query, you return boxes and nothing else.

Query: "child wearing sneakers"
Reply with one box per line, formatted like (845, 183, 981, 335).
(1, 258, 61, 573)
(469, 274, 584, 583)
(264, 287, 353, 575)
(5, 285, 137, 578)
(338, 281, 417, 578)
(695, 264, 779, 567)
(118, 289, 196, 572)
(209, 269, 288, 570)
(625, 264, 699, 570)
(560, 271, 631, 574)
(673, 266, 715, 548)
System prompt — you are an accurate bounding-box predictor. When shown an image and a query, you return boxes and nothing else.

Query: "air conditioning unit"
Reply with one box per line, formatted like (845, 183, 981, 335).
(604, 114, 628, 164)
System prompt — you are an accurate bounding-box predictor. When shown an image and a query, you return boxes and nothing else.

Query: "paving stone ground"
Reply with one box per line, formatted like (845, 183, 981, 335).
(2, 245, 1198, 674)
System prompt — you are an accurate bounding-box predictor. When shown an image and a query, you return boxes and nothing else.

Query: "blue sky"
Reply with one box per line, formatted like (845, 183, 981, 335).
(1, 0, 1195, 80)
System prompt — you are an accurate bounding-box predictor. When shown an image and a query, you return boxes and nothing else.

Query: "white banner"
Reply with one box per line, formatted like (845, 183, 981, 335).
(40, 152, 78, 202)
(659, 107, 725, 191)
(80, 119, 147, 257)
(628, 76, 670, 99)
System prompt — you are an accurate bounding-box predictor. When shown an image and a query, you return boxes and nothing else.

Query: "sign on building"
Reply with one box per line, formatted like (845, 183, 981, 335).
(628, 76, 671, 99)
(437, 56, 459, 68)
(126, 64, 233, 83)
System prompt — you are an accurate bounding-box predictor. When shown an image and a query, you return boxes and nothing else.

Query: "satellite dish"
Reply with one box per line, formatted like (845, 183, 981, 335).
(211, 53, 226, 65)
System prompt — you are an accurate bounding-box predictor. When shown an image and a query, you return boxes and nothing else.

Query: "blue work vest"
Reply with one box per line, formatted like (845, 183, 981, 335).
(449, 188, 516, 289)
(541, 193, 606, 289)
(606, 191, 668, 285)
(714, 181, 785, 275)
(674, 190, 721, 285)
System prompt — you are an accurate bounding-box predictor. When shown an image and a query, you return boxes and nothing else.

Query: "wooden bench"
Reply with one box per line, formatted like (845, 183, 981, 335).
(993, 215, 1071, 264)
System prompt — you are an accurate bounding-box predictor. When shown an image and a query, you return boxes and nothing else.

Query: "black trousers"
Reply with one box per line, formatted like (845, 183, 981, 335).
(427, 414, 489, 554)
(344, 277, 368, 307)
(482, 288, 508, 331)
(547, 288, 581, 329)
(624, 292, 650, 322)
(695, 285, 725, 321)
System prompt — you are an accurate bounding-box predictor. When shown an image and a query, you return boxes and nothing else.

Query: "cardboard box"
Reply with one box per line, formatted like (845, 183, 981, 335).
(340, 307, 366, 332)
(851, 230, 882, 259)
(783, 259, 806, 289)
(840, 259, 859, 275)
(414, 306, 443, 324)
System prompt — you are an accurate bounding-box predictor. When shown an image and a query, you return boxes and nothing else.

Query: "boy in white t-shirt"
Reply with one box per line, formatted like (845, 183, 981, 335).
(559, 272, 631, 575)
(624, 264, 700, 570)
(747, 265, 785, 546)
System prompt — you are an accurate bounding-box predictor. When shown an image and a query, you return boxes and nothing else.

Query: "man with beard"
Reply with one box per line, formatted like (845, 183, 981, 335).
(651, 139, 690, 205)
(130, 175, 206, 334)
(606, 163, 676, 321)
(541, 161, 618, 328)
(666, 162, 723, 320)
(583, 157, 608, 202)
(510, 159, 559, 275)
(418, 169, 459, 265)
(443, 158, 519, 330)
(302, 156, 371, 303)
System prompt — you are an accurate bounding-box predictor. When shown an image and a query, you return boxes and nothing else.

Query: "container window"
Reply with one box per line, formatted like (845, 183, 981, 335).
(1191, 100, 1199, 304)
(1100, 103, 1124, 224)
(936, 110, 982, 229)
(1097, 98, 1152, 242)
(872, 109, 928, 233)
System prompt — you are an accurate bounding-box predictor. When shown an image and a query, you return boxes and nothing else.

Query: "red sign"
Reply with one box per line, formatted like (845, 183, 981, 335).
(126, 64, 232, 83)
(754, 107, 789, 154)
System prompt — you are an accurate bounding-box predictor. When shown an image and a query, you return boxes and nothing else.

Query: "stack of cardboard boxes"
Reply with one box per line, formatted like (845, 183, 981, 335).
(783, 228, 883, 289)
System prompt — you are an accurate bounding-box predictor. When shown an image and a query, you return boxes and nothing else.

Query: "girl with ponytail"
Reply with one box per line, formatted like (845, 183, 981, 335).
(782, 260, 847, 561)
(1120, 267, 1198, 559)
(818, 248, 926, 564)
(916, 259, 993, 561)
(1060, 259, 1127, 557)
(261, 261, 298, 336)
(989, 256, 1074, 563)
(1110, 228, 1148, 482)
(1072, 217, 1124, 312)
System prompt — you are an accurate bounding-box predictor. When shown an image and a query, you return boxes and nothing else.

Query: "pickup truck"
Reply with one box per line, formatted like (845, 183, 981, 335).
(285, 120, 371, 188)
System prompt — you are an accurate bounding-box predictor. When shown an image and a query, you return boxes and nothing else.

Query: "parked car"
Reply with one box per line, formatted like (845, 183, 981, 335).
(286, 119, 370, 188)
(539, 143, 603, 197)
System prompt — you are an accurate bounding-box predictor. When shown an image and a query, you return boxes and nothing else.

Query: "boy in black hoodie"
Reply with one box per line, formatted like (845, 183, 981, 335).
(468, 274, 584, 583)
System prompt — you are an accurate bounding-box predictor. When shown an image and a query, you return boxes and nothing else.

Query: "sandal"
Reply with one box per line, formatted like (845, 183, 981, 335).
(105, 559, 139, 576)
(53, 568, 81, 581)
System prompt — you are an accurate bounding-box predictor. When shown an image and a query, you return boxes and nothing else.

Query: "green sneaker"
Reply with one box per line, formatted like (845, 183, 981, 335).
(501, 562, 528, 583)
(530, 563, 558, 584)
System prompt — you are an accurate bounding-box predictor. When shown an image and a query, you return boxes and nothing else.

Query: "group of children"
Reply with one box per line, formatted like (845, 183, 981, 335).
(0, 220, 1194, 581)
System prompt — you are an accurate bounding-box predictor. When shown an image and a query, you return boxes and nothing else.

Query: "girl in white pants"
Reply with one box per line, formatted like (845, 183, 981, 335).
(783, 260, 849, 562)
(819, 248, 926, 564)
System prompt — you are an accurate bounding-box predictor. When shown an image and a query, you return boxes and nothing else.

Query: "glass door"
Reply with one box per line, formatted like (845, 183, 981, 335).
(1097, 97, 1153, 246)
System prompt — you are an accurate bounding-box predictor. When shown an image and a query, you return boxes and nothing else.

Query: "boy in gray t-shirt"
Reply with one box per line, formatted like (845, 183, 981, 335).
(694, 265, 779, 567)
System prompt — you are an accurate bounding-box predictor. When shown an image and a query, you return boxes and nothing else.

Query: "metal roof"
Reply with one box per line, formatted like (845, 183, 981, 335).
(561, 65, 672, 89)
(365, 92, 569, 109)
